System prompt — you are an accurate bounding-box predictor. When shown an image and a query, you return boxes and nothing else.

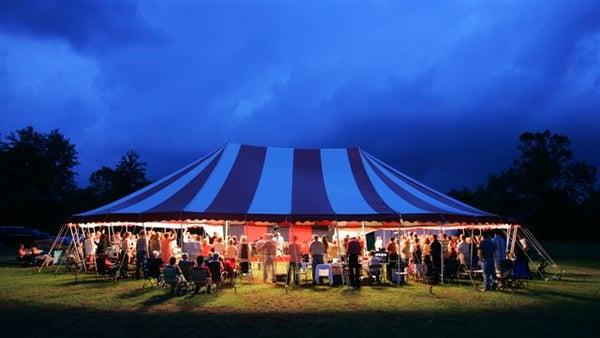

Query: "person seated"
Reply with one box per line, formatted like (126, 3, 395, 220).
(368, 251, 382, 283)
(222, 257, 235, 279)
(177, 253, 194, 282)
(31, 245, 43, 258)
(189, 255, 212, 294)
(17, 244, 31, 266)
(224, 238, 238, 263)
(146, 251, 163, 282)
(239, 237, 251, 274)
(207, 253, 224, 285)
(163, 256, 185, 294)
(102, 254, 114, 270)
(96, 253, 119, 277)
(163, 256, 182, 277)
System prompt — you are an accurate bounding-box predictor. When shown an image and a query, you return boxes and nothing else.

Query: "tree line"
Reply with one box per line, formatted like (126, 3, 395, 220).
(1, 126, 598, 239)
(448, 130, 599, 240)
(0, 127, 150, 231)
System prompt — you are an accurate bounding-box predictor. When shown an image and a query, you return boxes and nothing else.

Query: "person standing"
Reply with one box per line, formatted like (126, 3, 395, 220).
(83, 233, 96, 267)
(430, 234, 442, 283)
(328, 239, 340, 261)
(374, 236, 384, 251)
(492, 232, 507, 274)
(321, 236, 329, 261)
(160, 231, 177, 263)
(239, 236, 251, 274)
(224, 238, 238, 264)
(148, 232, 161, 254)
(135, 230, 148, 279)
(309, 235, 325, 284)
(457, 235, 468, 267)
(259, 234, 277, 282)
(120, 232, 133, 278)
(479, 233, 496, 291)
(386, 237, 399, 281)
(95, 232, 109, 256)
(212, 237, 226, 255)
(287, 236, 302, 285)
(347, 236, 362, 288)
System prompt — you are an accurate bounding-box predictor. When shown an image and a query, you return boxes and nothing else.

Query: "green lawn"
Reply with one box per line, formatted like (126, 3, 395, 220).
(0, 242, 598, 338)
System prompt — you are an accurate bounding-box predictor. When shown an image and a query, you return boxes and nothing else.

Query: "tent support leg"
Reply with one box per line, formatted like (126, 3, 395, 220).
(39, 223, 67, 272)
(440, 224, 445, 285)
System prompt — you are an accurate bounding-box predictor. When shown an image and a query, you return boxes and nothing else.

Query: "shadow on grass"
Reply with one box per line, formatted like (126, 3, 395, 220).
(61, 278, 112, 287)
(525, 289, 600, 303)
(119, 287, 156, 299)
(0, 298, 597, 338)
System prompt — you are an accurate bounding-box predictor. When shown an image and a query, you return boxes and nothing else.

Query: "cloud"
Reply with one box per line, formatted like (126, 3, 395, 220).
(0, 0, 159, 52)
(1, 2, 598, 191)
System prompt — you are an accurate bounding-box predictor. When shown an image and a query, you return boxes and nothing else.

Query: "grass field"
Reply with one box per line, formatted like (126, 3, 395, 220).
(1, 242, 598, 338)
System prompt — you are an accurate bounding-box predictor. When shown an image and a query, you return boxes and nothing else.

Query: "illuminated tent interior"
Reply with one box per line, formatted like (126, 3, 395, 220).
(43, 143, 560, 278)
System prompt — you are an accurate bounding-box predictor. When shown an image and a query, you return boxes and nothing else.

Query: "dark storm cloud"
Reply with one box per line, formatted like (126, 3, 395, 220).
(1, 2, 598, 191)
(0, 0, 158, 51)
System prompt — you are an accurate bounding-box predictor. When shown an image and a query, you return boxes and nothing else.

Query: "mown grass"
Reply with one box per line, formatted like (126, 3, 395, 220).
(0, 242, 598, 338)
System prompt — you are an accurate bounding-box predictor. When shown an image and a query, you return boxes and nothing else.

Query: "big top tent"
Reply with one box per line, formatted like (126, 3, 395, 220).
(71, 143, 512, 225)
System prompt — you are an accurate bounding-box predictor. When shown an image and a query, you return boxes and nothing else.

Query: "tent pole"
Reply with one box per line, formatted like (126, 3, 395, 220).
(73, 224, 86, 272)
(143, 222, 149, 258)
(361, 221, 366, 252)
(505, 224, 513, 258)
(39, 223, 67, 272)
(440, 223, 444, 284)
(468, 226, 477, 290)
(510, 225, 518, 257)
(334, 220, 345, 287)
(397, 215, 404, 286)
(179, 221, 184, 250)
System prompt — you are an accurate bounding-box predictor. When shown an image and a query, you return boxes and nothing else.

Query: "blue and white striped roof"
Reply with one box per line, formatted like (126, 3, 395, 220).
(73, 143, 501, 223)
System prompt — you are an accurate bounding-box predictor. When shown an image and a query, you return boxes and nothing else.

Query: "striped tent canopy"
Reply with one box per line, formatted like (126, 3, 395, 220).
(72, 143, 509, 224)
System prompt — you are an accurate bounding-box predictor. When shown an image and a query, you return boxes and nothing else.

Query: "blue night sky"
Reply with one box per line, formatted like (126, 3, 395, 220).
(1, 1, 599, 192)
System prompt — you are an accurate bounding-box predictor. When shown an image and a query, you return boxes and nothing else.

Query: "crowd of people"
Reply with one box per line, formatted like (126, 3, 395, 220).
(26, 225, 529, 292)
(381, 230, 529, 291)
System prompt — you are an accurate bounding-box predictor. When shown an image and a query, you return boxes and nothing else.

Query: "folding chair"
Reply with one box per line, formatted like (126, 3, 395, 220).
(189, 268, 211, 295)
(368, 264, 383, 284)
(497, 259, 514, 291)
(142, 258, 162, 288)
(52, 250, 64, 266)
(162, 267, 187, 295)
(511, 260, 531, 290)
(237, 260, 254, 287)
(298, 261, 312, 285)
(393, 267, 408, 285)
(96, 254, 120, 282)
(315, 264, 333, 285)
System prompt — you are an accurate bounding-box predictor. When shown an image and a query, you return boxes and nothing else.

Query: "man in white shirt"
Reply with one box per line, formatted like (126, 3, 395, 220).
(374, 236, 384, 251)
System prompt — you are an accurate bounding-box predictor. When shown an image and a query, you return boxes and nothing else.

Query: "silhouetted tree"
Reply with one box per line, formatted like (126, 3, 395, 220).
(89, 150, 150, 204)
(89, 166, 115, 202)
(449, 130, 598, 239)
(0, 127, 79, 230)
